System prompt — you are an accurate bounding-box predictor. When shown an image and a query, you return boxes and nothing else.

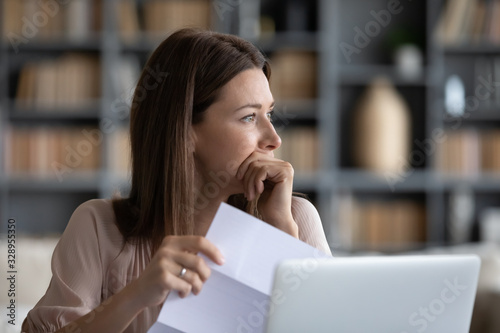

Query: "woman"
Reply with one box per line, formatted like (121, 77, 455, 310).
(22, 28, 331, 333)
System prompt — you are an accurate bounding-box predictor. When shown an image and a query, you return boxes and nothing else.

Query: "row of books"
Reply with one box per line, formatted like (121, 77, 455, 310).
(4, 125, 317, 178)
(12, 50, 316, 113)
(436, 129, 500, 175)
(16, 53, 101, 110)
(4, 126, 130, 178)
(336, 194, 426, 252)
(3, 0, 211, 43)
(274, 127, 319, 172)
(3, 0, 101, 42)
(4, 126, 131, 177)
(118, 0, 211, 42)
(5, 126, 102, 178)
(436, 0, 500, 45)
(109, 49, 318, 101)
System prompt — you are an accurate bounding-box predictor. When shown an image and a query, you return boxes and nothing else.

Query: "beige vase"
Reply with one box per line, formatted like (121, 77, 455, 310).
(352, 77, 411, 174)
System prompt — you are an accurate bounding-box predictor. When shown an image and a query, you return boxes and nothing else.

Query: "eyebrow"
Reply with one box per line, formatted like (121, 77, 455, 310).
(233, 101, 275, 112)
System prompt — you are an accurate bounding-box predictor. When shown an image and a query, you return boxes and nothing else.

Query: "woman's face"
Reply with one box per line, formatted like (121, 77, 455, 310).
(192, 68, 281, 198)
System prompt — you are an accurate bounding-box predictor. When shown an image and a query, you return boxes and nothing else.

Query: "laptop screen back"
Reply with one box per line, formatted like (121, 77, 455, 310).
(266, 255, 480, 333)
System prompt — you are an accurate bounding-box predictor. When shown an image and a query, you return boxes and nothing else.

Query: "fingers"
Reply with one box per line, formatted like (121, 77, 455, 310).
(171, 251, 211, 282)
(161, 266, 193, 298)
(164, 235, 225, 266)
(156, 236, 224, 298)
(177, 268, 204, 295)
(236, 152, 266, 181)
(236, 152, 293, 201)
(243, 164, 268, 201)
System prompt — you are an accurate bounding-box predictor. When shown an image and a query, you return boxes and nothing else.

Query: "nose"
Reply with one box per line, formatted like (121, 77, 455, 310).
(259, 120, 281, 152)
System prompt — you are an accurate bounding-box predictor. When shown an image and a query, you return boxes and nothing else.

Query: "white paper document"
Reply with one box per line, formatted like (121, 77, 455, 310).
(148, 202, 328, 333)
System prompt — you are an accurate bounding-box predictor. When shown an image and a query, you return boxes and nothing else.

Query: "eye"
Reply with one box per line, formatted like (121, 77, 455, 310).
(241, 113, 256, 122)
(267, 110, 275, 122)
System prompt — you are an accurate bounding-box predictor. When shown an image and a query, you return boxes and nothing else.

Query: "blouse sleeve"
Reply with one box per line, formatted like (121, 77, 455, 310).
(292, 196, 333, 256)
(22, 200, 104, 332)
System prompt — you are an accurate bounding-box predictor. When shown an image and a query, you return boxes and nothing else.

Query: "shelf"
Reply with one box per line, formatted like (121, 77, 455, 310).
(0, 175, 6, 191)
(9, 102, 101, 122)
(435, 173, 500, 192)
(1, 0, 499, 247)
(274, 99, 317, 122)
(455, 109, 500, 122)
(339, 65, 427, 86)
(7, 173, 101, 192)
(120, 37, 162, 53)
(337, 241, 432, 255)
(2, 36, 102, 53)
(253, 32, 318, 53)
(336, 170, 500, 192)
(443, 44, 500, 55)
(105, 171, 333, 194)
(336, 169, 429, 192)
(105, 172, 131, 187)
(293, 171, 334, 191)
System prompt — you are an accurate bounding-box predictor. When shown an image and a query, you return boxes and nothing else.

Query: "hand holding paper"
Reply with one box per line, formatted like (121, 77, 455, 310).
(148, 202, 328, 333)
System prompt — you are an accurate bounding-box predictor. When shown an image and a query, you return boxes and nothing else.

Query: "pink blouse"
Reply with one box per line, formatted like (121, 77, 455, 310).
(22, 197, 331, 332)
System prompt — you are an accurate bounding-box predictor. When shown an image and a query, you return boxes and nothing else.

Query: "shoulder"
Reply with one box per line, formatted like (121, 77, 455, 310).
(291, 196, 332, 256)
(71, 198, 115, 222)
(68, 199, 118, 231)
(60, 199, 124, 256)
(291, 195, 321, 223)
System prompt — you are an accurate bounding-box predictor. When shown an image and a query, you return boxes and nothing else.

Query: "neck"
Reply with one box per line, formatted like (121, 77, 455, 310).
(193, 168, 241, 235)
(193, 196, 230, 236)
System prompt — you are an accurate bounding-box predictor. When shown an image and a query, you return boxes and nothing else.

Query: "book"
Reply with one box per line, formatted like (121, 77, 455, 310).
(482, 130, 500, 172)
(35, 60, 58, 109)
(438, 0, 470, 45)
(117, 0, 140, 43)
(471, 0, 487, 43)
(109, 126, 131, 176)
(269, 50, 317, 100)
(143, 0, 211, 37)
(16, 63, 37, 109)
(2, 0, 23, 40)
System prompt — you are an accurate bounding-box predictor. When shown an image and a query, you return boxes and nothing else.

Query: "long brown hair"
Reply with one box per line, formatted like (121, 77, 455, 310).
(112, 28, 271, 253)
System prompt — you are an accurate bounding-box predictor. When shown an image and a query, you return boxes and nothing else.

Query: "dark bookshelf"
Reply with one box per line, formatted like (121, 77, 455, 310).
(1, 0, 500, 253)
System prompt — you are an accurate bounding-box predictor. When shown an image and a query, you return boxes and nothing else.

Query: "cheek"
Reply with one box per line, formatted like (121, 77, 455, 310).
(195, 125, 257, 177)
(218, 133, 256, 176)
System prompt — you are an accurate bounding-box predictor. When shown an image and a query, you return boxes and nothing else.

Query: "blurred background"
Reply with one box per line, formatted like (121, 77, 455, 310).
(1, 0, 500, 331)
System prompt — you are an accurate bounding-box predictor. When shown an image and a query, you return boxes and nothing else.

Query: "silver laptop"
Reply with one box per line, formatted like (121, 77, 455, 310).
(266, 255, 480, 333)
